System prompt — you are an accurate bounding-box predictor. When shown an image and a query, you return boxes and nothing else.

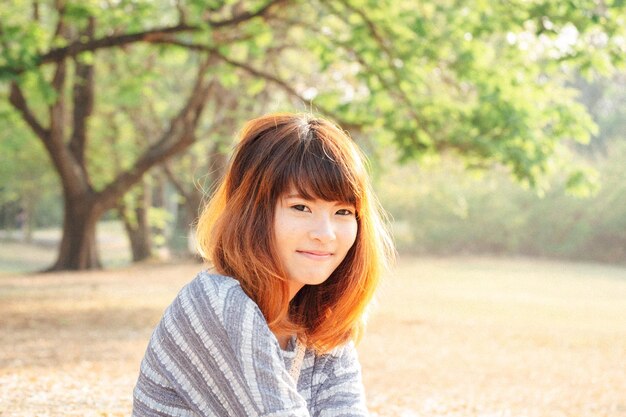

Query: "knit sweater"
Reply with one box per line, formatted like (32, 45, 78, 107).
(132, 271, 369, 417)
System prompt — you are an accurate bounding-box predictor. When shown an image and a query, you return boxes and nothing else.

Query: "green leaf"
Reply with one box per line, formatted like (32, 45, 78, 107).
(218, 71, 239, 88)
(246, 78, 266, 96)
(565, 167, 600, 198)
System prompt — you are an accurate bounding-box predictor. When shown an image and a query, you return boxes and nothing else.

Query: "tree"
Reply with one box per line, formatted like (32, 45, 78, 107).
(0, 1, 282, 270)
(1, 0, 624, 270)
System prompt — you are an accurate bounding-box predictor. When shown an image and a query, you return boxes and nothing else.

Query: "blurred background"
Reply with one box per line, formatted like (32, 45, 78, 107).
(1, 0, 625, 272)
(0, 1, 626, 271)
(1, 1, 625, 416)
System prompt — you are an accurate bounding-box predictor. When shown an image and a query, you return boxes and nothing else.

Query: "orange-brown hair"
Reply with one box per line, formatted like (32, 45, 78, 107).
(196, 113, 394, 353)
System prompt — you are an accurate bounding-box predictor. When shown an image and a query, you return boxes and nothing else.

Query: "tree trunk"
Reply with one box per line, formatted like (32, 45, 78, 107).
(124, 224, 152, 262)
(151, 170, 170, 259)
(119, 180, 153, 262)
(181, 140, 228, 257)
(163, 164, 200, 258)
(49, 195, 102, 271)
(172, 191, 203, 258)
(23, 194, 35, 244)
(126, 225, 152, 262)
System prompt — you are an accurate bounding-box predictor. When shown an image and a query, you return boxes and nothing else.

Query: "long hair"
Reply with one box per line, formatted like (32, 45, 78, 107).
(196, 113, 394, 353)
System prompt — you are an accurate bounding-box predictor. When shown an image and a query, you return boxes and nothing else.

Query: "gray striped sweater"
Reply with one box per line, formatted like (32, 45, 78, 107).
(132, 271, 369, 416)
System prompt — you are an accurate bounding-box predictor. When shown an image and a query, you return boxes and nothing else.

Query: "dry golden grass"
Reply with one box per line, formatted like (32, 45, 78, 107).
(1, 256, 625, 416)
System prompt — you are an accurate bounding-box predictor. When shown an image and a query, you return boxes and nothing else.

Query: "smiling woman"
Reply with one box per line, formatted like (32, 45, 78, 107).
(132, 113, 395, 416)
(274, 189, 359, 300)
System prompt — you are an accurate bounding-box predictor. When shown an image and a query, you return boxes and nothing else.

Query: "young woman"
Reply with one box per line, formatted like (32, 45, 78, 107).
(132, 113, 394, 416)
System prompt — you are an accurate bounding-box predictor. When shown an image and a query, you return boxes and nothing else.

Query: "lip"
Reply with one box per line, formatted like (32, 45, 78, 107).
(297, 250, 333, 259)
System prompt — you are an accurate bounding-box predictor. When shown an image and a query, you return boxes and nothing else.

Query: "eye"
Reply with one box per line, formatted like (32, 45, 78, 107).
(336, 208, 355, 216)
(291, 204, 310, 212)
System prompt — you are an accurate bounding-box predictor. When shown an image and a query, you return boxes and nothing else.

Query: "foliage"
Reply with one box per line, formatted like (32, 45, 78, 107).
(2, 0, 624, 182)
(377, 140, 626, 264)
(290, 0, 625, 189)
(572, 72, 626, 154)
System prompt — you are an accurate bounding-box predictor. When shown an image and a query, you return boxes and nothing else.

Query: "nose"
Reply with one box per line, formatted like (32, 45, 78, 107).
(309, 213, 336, 243)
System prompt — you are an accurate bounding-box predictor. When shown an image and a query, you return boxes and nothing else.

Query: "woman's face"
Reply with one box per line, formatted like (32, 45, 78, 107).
(273, 187, 358, 300)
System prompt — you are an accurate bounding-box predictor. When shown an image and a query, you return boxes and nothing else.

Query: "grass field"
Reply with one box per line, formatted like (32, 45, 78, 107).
(0, 256, 625, 416)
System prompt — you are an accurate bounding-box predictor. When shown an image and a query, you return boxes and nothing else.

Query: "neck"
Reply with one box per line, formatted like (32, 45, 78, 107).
(288, 281, 305, 302)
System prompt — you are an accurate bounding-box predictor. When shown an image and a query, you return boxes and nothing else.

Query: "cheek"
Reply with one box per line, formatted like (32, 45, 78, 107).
(272, 211, 286, 250)
(342, 219, 358, 249)
(273, 210, 297, 249)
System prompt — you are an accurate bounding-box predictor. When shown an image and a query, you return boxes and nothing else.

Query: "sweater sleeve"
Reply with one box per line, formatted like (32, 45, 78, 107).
(310, 342, 369, 417)
(132, 273, 311, 417)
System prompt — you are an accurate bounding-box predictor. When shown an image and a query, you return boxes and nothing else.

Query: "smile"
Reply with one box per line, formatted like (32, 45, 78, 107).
(296, 250, 333, 260)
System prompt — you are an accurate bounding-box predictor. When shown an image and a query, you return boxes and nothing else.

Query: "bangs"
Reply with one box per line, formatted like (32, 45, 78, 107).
(275, 129, 362, 207)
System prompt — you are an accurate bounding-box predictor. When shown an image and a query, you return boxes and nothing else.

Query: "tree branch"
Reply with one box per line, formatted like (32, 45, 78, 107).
(97, 55, 217, 208)
(50, 1, 68, 91)
(0, 24, 193, 76)
(151, 37, 362, 131)
(49, 0, 68, 152)
(325, 0, 432, 137)
(175, 0, 187, 25)
(208, 0, 288, 27)
(216, 49, 307, 101)
(212, 49, 363, 131)
(1, 0, 292, 75)
(141, 37, 317, 111)
(69, 16, 96, 167)
(162, 162, 189, 200)
(8, 83, 50, 141)
(9, 80, 89, 197)
(33, 1, 40, 22)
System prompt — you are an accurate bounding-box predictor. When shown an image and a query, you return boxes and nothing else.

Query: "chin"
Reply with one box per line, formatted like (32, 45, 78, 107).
(299, 275, 331, 287)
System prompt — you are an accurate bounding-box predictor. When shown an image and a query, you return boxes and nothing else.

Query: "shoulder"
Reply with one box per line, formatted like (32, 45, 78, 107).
(165, 271, 262, 331)
(186, 271, 253, 306)
(187, 270, 242, 298)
